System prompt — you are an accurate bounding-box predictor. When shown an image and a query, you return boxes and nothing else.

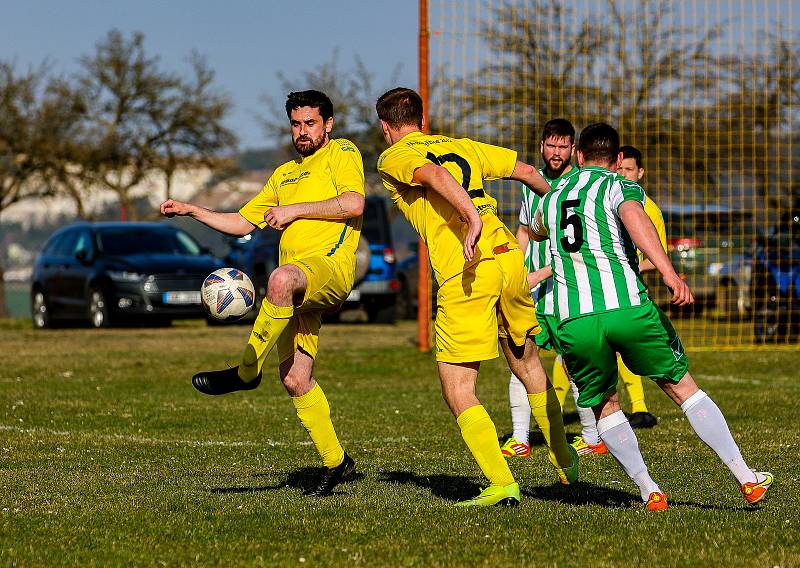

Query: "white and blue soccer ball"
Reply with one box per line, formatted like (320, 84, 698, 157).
(201, 268, 256, 322)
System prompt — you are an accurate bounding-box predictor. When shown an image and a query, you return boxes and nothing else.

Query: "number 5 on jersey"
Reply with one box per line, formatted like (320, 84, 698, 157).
(560, 198, 584, 253)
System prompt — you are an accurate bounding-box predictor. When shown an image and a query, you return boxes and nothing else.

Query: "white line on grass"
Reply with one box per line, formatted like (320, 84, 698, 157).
(0, 424, 411, 448)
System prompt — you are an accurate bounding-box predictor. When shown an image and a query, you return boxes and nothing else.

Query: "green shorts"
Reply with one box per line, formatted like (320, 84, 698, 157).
(533, 313, 561, 354)
(558, 302, 688, 408)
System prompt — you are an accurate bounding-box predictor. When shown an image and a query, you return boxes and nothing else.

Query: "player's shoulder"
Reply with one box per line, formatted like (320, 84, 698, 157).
(330, 138, 361, 155)
(616, 175, 644, 193)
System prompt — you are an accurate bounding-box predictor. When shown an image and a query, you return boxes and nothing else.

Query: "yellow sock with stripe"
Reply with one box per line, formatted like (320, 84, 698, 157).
(551, 355, 571, 409)
(238, 299, 294, 382)
(457, 405, 515, 487)
(528, 388, 573, 468)
(292, 383, 345, 468)
(618, 358, 648, 414)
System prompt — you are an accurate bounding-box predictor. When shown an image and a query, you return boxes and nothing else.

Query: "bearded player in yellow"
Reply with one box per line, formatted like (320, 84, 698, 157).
(376, 87, 578, 507)
(160, 90, 364, 497)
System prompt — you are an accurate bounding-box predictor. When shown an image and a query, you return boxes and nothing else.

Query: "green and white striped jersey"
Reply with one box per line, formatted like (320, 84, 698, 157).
(518, 168, 572, 315)
(531, 165, 649, 323)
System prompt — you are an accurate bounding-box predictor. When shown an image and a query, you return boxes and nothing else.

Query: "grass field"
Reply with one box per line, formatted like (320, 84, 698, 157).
(1, 319, 798, 566)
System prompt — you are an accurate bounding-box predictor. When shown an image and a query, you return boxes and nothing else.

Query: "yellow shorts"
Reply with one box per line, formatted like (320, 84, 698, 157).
(434, 244, 539, 363)
(276, 255, 354, 363)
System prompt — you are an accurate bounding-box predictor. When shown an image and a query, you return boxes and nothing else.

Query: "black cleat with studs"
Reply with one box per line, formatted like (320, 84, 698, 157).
(303, 452, 356, 497)
(191, 366, 262, 396)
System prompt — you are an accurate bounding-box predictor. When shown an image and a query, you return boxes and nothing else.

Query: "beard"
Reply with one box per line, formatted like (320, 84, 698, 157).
(544, 155, 570, 178)
(293, 131, 328, 157)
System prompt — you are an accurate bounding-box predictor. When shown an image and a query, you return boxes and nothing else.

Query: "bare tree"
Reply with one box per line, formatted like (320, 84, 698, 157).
(76, 30, 236, 220)
(0, 63, 58, 316)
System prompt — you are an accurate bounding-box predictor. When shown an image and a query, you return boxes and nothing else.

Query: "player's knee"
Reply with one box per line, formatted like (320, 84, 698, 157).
(268, 266, 301, 298)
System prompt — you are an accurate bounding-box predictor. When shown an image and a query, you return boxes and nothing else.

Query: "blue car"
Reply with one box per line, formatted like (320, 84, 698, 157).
(751, 215, 800, 342)
(224, 195, 399, 323)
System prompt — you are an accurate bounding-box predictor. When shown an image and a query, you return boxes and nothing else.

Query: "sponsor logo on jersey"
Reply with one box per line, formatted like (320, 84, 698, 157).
(279, 170, 312, 187)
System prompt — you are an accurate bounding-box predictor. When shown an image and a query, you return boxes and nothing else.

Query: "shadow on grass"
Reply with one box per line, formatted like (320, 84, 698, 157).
(209, 467, 364, 495)
(525, 483, 745, 511)
(524, 482, 639, 507)
(379, 470, 479, 501)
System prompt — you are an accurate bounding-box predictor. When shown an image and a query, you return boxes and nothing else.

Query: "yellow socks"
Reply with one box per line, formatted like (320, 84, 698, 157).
(551, 355, 571, 409)
(238, 299, 294, 382)
(457, 405, 515, 487)
(618, 358, 648, 414)
(292, 383, 344, 468)
(528, 388, 573, 468)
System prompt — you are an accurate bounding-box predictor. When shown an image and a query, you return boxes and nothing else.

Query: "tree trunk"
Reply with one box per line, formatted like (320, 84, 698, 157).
(0, 264, 9, 318)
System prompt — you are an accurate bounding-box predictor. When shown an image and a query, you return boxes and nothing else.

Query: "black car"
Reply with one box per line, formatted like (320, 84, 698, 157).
(30, 222, 223, 328)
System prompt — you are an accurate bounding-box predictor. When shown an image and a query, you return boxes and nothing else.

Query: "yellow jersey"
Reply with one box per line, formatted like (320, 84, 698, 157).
(641, 194, 667, 260)
(239, 138, 365, 266)
(377, 131, 518, 282)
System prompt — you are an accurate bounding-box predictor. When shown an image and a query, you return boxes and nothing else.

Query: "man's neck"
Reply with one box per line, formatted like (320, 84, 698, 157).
(582, 160, 616, 171)
(545, 163, 573, 179)
(390, 126, 422, 145)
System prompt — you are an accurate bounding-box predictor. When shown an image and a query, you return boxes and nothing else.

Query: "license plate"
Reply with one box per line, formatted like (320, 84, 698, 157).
(162, 291, 201, 305)
(346, 289, 361, 302)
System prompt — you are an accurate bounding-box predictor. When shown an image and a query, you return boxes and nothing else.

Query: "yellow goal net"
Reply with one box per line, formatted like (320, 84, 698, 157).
(426, 0, 798, 348)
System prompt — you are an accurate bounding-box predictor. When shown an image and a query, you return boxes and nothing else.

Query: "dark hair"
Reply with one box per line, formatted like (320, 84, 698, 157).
(285, 90, 333, 121)
(541, 118, 575, 144)
(376, 87, 423, 129)
(620, 145, 643, 168)
(577, 123, 620, 164)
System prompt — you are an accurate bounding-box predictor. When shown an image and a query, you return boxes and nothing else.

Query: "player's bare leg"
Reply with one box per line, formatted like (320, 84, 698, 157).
(281, 349, 354, 496)
(659, 372, 773, 501)
(592, 391, 665, 509)
(501, 337, 576, 481)
(192, 264, 303, 395)
(438, 361, 519, 506)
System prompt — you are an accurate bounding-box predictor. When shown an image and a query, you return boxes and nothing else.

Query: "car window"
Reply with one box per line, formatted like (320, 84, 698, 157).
(73, 230, 94, 256)
(42, 232, 67, 255)
(51, 230, 79, 257)
(96, 227, 203, 256)
(362, 198, 390, 244)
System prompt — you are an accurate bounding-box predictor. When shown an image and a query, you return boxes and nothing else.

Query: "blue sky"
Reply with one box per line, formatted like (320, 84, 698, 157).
(0, 0, 419, 149)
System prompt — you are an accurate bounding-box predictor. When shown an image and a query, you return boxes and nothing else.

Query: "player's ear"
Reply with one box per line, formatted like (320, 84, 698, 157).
(615, 152, 623, 169)
(325, 116, 334, 134)
(577, 150, 585, 167)
(638, 167, 645, 182)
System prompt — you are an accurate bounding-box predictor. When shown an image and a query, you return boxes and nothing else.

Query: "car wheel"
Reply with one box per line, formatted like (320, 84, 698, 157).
(88, 287, 112, 328)
(367, 300, 397, 324)
(31, 289, 52, 329)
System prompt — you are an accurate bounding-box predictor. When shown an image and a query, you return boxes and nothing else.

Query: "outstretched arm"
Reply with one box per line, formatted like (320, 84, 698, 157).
(412, 163, 482, 262)
(160, 199, 255, 237)
(263, 192, 365, 230)
(507, 161, 552, 197)
(618, 201, 693, 306)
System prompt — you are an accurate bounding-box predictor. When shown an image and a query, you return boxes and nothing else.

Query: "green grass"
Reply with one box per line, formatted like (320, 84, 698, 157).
(0, 320, 798, 566)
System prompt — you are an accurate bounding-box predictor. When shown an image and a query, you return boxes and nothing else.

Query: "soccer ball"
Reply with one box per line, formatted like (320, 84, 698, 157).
(201, 268, 256, 322)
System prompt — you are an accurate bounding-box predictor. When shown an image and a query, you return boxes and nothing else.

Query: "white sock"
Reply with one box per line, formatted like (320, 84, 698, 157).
(681, 390, 757, 485)
(571, 380, 600, 445)
(598, 410, 661, 501)
(509, 373, 531, 444)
